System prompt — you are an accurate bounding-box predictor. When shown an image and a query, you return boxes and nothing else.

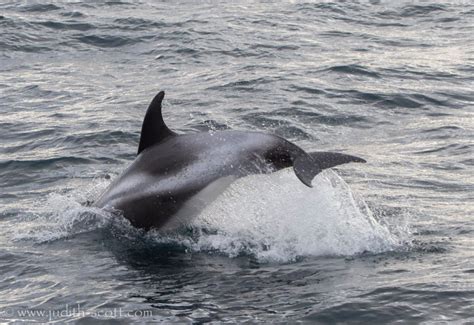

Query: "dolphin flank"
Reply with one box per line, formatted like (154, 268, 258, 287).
(93, 91, 366, 230)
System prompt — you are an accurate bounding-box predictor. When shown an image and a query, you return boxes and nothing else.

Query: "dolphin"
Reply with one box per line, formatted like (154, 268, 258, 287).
(94, 91, 365, 230)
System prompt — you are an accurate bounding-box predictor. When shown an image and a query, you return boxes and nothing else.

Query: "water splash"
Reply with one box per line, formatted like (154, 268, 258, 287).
(13, 170, 410, 262)
(11, 177, 120, 243)
(149, 170, 411, 262)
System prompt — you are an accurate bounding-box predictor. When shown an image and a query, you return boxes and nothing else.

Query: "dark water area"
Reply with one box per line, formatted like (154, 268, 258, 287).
(1, 1, 473, 323)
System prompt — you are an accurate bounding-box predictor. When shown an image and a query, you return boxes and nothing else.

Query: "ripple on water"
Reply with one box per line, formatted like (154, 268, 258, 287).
(36, 21, 95, 32)
(75, 34, 143, 48)
(17, 3, 61, 12)
(326, 64, 381, 78)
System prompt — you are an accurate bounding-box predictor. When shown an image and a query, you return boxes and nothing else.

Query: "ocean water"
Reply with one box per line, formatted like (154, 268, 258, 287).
(1, 1, 473, 323)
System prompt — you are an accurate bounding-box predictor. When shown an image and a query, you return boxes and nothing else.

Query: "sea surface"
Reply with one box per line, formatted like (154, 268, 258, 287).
(1, 1, 473, 323)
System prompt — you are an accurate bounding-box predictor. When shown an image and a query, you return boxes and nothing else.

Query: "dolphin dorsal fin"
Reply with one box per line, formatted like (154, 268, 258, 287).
(137, 91, 176, 155)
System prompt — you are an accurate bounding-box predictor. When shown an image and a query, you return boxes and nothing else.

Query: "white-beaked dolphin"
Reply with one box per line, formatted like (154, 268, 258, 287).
(94, 91, 365, 229)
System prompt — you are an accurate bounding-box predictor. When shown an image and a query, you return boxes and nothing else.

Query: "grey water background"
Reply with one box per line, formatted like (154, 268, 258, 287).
(1, 1, 473, 323)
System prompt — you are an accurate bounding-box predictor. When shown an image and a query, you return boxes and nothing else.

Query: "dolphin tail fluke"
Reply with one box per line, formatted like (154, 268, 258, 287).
(293, 151, 366, 187)
(308, 152, 366, 170)
(293, 153, 321, 188)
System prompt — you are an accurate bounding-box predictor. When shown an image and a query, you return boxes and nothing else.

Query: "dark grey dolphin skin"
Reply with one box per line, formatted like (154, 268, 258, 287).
(94, 91, 366, 230)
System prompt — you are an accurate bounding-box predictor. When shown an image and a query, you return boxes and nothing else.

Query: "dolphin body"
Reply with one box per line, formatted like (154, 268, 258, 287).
(94, 91, 365, 230)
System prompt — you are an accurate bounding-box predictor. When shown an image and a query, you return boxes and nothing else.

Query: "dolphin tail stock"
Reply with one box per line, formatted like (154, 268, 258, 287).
(292, 151, 366, 187)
